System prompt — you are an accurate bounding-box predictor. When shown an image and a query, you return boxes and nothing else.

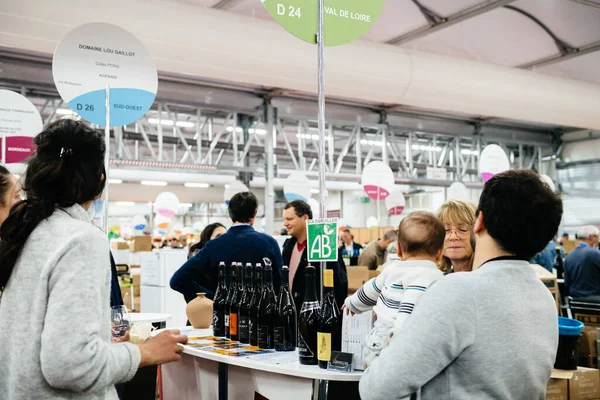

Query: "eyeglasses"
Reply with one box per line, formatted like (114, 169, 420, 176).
(445, 225, 471, 237)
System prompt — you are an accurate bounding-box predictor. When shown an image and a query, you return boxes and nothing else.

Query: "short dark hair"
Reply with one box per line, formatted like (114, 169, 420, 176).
(228, 192, 258, 223)
(397, 212, 445, 257)
(383, 230, 398, 241)
(477, 170, 563, 259)
(284, 200, 313, 219)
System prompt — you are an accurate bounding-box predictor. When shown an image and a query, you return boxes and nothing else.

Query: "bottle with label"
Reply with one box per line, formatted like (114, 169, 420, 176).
(317, 269, 341, 369)
(298, 265, 321, 365)
(257, 264, 276, 349)
(229, 263, 243, 341)
(238, 263, 254, 343)
(212, 262, 228, 337)
(249, 263, 263, 346)
(224, 262, 238, 339)
(275, 266, 297, 351)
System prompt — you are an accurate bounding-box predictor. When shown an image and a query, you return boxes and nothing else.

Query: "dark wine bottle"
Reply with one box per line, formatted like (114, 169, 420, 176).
(249, 263, 263, 346)
(275, 266, 297, 351)
(257, 264, 276, 349)
(298, 265, 321, 365)
(317, 269, 341, 369)
(212, 261, 228, 337)
(229, 263, 243, 341)
(238, 263, 254, 343)
(224, 262, 237, 339)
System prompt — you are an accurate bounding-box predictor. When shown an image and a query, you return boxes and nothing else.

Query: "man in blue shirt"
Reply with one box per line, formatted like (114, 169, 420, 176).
(564, 225, 600, 298)
(530, 240, 564, 272)
(170, 192, 283, 302)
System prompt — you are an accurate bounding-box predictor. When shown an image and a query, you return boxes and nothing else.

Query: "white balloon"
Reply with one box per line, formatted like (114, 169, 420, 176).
(361, 161, 395, 200)
(192, 221, 205, 235)
(307, 198, 320, 219)
(155, 192, 180, 218)
(479, 144, 510, 183)
(385, 187, 406, 216)
(447, 182, 470, 202)
(284, 172, 312, 202)
(131, 214, 147, 231)
(154, 214, 171, 234)
(224, 181, 249, 205)
(366, 216, 379, 229)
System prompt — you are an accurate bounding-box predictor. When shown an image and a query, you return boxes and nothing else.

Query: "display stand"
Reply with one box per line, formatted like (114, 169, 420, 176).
(158, 328, 362, 400)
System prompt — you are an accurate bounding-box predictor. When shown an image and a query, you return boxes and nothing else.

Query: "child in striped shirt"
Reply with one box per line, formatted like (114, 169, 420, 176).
(344, 211, 446, 368)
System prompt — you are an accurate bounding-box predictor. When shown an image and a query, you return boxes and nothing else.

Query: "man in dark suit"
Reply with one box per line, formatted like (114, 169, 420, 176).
(170, 192, 283, 302)
(338, 229, 363, 267)
(282, 200, 348, 311)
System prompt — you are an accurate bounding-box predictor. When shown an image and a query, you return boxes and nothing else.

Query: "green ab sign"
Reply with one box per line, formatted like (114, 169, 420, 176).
(306, 218, 338, 262)
(261, 0, 385, 46)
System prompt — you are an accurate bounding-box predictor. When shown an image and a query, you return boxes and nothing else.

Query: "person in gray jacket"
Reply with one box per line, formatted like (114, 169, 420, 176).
(360, 170, 563, 400)
(0, 119, 187, 400)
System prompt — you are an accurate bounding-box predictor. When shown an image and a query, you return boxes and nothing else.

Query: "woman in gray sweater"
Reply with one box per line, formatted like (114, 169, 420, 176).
(0, 119, 187, 400)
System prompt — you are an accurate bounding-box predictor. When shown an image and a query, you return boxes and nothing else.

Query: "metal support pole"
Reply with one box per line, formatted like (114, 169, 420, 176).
(355, 126, 362, 175)
(538, 146, 543, 173)
(328, 124, 334, 172)
(265, 103, 275, 236)
(381, 127, 389, 165)
(103, 85, 111, 233)
(518, 144, 524, 169)
(317, 0, 326, 300)
(455, 137, 461, 181)
(157, 103, 163, 161)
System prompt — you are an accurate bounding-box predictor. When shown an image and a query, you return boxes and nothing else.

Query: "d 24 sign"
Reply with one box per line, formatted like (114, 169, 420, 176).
(261, 0, 385, 46)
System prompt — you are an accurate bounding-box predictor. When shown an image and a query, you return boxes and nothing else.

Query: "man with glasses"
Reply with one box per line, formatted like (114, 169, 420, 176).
(564, 225, 600, 297)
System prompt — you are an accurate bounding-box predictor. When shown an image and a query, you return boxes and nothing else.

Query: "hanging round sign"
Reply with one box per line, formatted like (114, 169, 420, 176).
(385, 187, 406, 216)
(447, 182, 470, 202)
(366, 216, 379, 230)
(479, 144, 510, 183)
(307, 197, 321, 219)
(261, 0, 385, 46)
(361, 161, 395, 200)
(284, 171, 312, 202)
(131, 214, 147, 231)
(0, 90, 43, 164)
(155, 192, 180, 218)
(52, 22, 157, 127)
(224, 181, 249, 205)
(540, 174, 556, 192)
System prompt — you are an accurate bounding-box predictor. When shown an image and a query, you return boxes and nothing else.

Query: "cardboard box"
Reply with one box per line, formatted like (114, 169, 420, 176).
(347, 266, 370, 294)
(547, 377, 569, 400)
(111, 240, 129, 250)
(133, 296, 140, 312)
(574, 314, 600, 328)
(578, 327, 598, 368)
(563, 239, 578, 255)
(129, 236, 152, 253)
(550, 367, 600, 400)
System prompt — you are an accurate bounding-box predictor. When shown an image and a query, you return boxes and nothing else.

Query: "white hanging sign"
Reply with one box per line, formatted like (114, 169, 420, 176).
(224, 181, 249, 205)
(479, 144, 510, 183)
(385, 187, 406, 216)
(361, 161, 395, 200)
(0, 90, 43, 164)
(447, 182, 470, 202)
(284, 171, 312, 202)
(52, 22, 157, 127)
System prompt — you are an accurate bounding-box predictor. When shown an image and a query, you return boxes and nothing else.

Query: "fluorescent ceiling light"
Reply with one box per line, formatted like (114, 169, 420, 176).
(141, 180, 168, 186)
(249, 128, 268, 135)
(226, 126, 243, 133)
(460, 149, 479, 156)
(180, 203, 193, 208)
(184, 183, 210, 188)
(147, 118, 195, 128)
(412, 144, 442, 152)
(108, 178, 123, 184)
(311, 188, 319, 194)
(296, 133, 330, 141)
(116, 201, 135, 207)
(56, 108, 74, 115)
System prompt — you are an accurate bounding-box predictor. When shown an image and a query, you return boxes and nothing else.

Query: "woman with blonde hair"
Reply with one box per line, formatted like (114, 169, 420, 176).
(436, 200, 478, 273)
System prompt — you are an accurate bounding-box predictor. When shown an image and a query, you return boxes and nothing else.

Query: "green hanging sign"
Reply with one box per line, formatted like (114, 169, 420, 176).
(261, 0, 385, 46)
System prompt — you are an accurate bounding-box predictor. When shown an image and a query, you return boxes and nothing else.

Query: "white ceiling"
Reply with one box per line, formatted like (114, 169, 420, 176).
(183, 0, 600, 84)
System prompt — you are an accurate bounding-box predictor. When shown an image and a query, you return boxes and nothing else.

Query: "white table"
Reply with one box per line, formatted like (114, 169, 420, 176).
(130, 312, 172, 325)
(159, 328, 362, 400)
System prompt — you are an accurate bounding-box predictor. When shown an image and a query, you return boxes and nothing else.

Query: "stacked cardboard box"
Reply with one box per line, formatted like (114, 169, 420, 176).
(129, 236, 152, 253)
(546, 368, 600, 400)
(579, 327, 598, 368)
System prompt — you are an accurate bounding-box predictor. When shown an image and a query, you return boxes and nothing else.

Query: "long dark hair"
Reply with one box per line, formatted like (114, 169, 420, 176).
(188, 222, 226, 259)
(0, 119, 106, 290)
(0, 165, 14, 207)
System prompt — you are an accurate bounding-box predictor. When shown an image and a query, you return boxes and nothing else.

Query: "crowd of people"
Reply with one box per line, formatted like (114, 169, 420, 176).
(0, 119, 587, 399)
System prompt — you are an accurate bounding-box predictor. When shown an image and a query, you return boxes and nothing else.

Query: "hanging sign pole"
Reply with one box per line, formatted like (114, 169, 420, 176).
(317, 0, 327, 301)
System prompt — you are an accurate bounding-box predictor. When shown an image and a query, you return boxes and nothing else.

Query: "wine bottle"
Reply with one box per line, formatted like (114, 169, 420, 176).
(229, 263, 243, 341)
(224, 262, 237, 339)
(249, 263, 263, 346)
(238, 263, 254, 343)
(275, 266, 297, 351)
(212, 261, 228, 337)
(317, 269, 341, 369)
(257, 264, 276, 349)
(298, 265, 321, 365)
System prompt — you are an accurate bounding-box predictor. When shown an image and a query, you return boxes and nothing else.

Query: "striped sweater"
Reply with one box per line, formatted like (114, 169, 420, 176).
(345, 260, 443, 333)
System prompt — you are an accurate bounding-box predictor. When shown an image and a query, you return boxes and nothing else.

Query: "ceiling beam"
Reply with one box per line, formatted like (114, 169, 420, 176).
(518, 40, 600, 69)
(385, 0, 516, 45)
(212, 0, 245, 11)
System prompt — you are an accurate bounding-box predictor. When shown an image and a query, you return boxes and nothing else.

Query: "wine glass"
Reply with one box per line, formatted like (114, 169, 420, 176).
(111, 305, 132, 339)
